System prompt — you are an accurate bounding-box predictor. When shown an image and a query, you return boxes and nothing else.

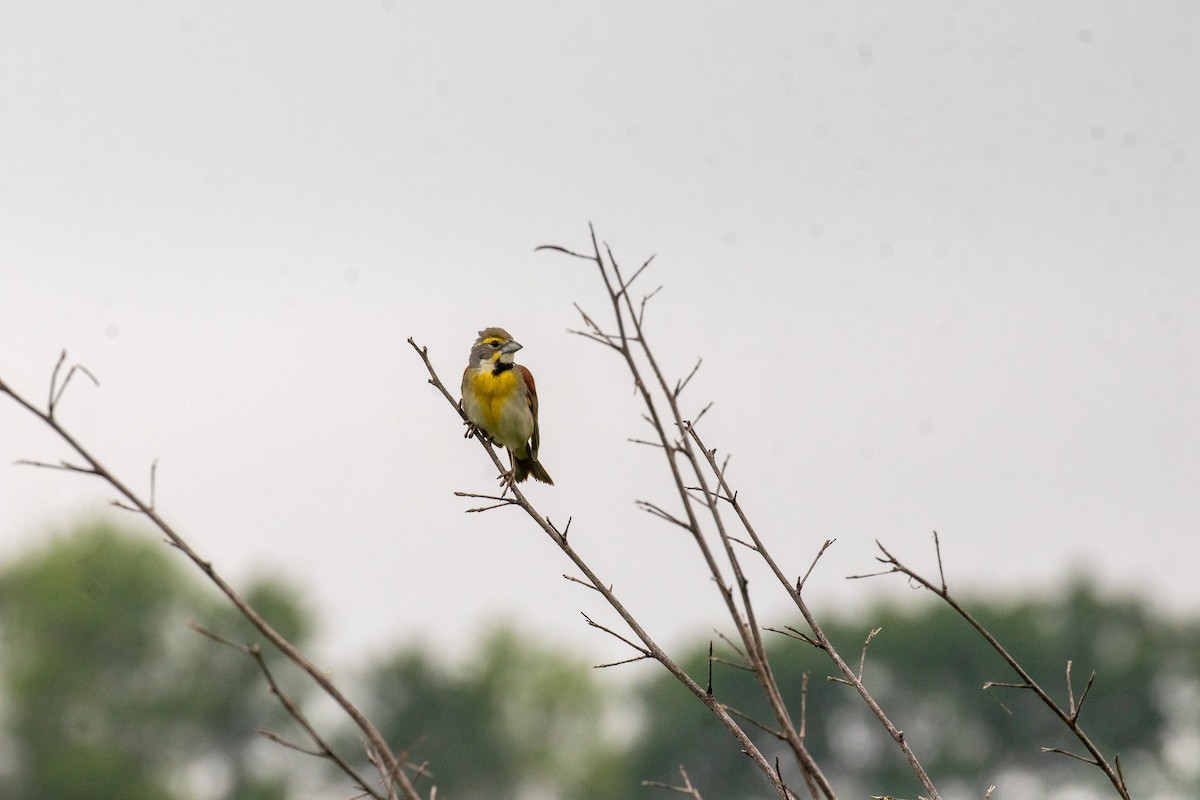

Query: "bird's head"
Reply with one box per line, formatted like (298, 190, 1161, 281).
(469, 326, 523, 367)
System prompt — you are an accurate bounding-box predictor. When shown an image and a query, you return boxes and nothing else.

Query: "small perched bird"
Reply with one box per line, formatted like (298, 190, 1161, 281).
(460, 327, 553, 485)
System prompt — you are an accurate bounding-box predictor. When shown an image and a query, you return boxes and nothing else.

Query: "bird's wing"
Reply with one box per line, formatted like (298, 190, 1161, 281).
(517, 365, 540, 456)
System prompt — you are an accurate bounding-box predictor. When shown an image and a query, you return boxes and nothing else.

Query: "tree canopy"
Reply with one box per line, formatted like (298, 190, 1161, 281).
(0, 523, 312, 800)
(2, 523, 1197, 799)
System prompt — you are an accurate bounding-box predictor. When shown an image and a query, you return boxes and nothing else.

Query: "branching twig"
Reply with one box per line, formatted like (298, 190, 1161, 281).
(46, 349, 100, 418)
(722, 703, 786, 740)
(581, 612, 653, 659)
(797, 540, 836, 594)
(686, 423, 939, 800)
(635, 500, 691, 530)
(643, 765, 704, 800)
(674, 357, 703, 399)
(766, 626, 823, 650)
(409, 307, 808, 800)
(856, 535, 1132, 800)
(0, 369, 417, 800)
(190, 622, 378, 795)
(585, 235, 828, 800)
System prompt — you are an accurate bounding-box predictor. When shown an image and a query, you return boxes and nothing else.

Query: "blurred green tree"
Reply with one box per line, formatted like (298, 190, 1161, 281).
(0, 522, 313, 800)
(626, 578, 1200, 799)
(5, 522, 1197, 800)
(361, 625, 628, 800)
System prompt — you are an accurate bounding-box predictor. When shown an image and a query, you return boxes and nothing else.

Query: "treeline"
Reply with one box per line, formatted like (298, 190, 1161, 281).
(1, 524, 1195, 799)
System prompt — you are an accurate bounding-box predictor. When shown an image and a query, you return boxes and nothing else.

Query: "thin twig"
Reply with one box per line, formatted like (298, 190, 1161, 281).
(722, 703, 786, 740)
(189, 622, 380, 796)
(562, 573, 606, 593)
(15, 458, 96, 475)
(636, 500, 691, 530)
(581, 613, 652, 659)
(797, 540, 835, 593)
(595, 654, 653, 669)
(686, 424, 936, 799)
(0, 369, 413, 800)
(642, 765, 704, 800)
(861, 538, 1132, 800)
(674, 358, 703, 398)
(1041, 747, 1100, 766)
(765, 626, 823, 650)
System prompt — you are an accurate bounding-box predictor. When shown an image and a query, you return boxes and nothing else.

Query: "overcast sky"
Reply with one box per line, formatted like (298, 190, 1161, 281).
(2, 3, 1197, 668)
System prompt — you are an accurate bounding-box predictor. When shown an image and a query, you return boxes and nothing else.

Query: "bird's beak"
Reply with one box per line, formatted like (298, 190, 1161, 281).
(502, 340, 523, 354)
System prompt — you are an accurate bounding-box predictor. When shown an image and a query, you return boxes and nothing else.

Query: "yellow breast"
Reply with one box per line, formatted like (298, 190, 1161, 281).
(465, 368, 521, 432)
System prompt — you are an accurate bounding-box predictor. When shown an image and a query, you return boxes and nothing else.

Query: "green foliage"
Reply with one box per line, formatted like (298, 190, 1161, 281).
(354, 579, 1200, 799)
(4, 523, 1198, 800)
(627, 578, 1200, 798)
(0, 522, 312, 800)
(361, 625, 627, 800)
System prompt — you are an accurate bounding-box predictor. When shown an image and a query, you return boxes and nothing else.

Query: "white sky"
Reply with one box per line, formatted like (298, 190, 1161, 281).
(1, 3, 1197, 669)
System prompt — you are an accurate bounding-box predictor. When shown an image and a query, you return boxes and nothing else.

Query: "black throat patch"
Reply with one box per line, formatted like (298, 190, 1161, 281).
(492, 362, 515, 376)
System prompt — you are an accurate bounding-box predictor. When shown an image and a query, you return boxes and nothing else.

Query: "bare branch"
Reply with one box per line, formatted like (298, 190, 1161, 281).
(711, 656, 754, 673)
(638, 285, 663, 327)
(706, 641, 713, 697)
(1073, 672, 1097, 723)
(983, 681, 1033, 691)
(190, 622, 382, 797)
(567, 328, 623, 351)
(409, 243, 822, 800)
(932, 531, 947, 593)
(533, 243, 596, 261)
(861, 538, 1132, 799)
(722, 703, 786, 740)
(797, 539, 835, 593)
(48, 349, 100, 418)
(453, 490, 518, 514)
(1, 363, 415, 800)
(464, 502, 516, 513)
(148, 459, 158, 511)
(765, 626, 823, 650)
(551, 516, 573, 540)
(581, 613, 652, 659)
(799, 672, 810, 740)
(857, 628, 883, 682)
(845, 567, 903, 581)
(594, 654, 653, 669)
(636, 500, 691, 530)
(982, 685, 1016, 716)
(713, 628, 748, 662)
(621, 256, 656, 298)
(642, 765, 704, 800)
(727, 535, 758, 551)
(47, 349, 68, 413)
(15, 458, 97, 475)
(1041, 746, 1100, 766)
(674, 358, 703, 398)
(562, 573, 606, 593)
(256, 726, 325, 758)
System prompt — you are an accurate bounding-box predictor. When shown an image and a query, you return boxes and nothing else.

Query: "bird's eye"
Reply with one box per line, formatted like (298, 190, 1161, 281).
(488, 341, 500, 348)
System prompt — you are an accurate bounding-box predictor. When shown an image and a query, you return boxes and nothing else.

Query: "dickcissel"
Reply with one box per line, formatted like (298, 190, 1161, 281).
(460, 327, 553, 485)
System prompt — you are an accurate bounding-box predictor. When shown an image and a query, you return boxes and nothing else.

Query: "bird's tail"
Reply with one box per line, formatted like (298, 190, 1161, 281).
(514, 456, 554, 485)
